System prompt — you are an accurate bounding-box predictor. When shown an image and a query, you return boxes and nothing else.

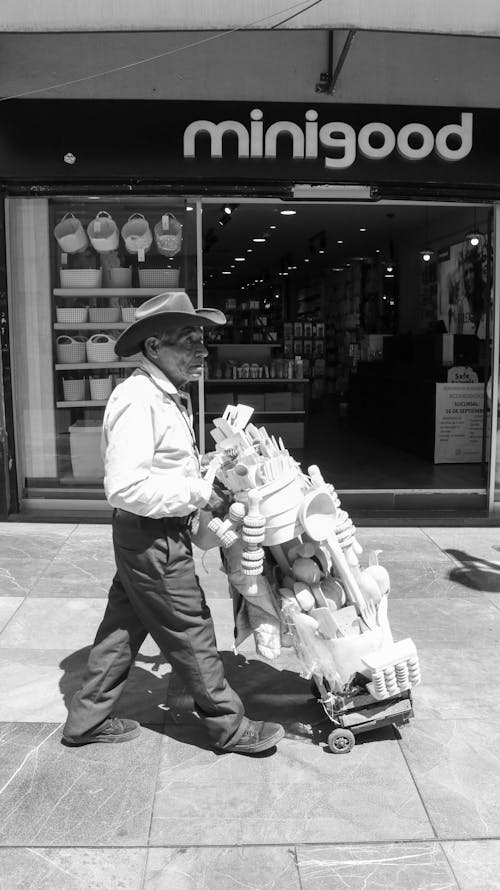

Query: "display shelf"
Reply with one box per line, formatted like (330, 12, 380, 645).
(207, 343, 282, 348)
(205, 378, 309, 384)
(202, 410, 305, 417)
(56, 401, 107, 407)
(55, 323, 128, 330)
(54, 288, 178, 298)
(55, 362, 138, 370)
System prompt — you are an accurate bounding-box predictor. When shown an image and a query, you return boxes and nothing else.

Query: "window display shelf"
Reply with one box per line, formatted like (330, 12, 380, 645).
(54, 288, 177, 298)
(54, 323, 129, 330)
(203, 411, 305, 417)
(56, 401, 108, 408)
(205, 378, 309, 384)
(55, 362, 138, 370)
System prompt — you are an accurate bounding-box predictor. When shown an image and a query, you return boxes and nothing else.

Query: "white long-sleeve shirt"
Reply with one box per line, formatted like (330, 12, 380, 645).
(101, 356, 212, 518)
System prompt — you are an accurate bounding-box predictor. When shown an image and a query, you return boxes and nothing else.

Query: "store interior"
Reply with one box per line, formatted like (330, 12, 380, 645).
(200, 200, 492, 497)
(7, 195, 493, 512)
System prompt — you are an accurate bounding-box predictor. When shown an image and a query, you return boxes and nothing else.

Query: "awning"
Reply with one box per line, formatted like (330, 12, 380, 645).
(2, 0, 500, 37)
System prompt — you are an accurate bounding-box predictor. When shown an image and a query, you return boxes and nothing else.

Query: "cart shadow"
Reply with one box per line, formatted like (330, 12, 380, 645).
(446, 548, 500, 592)
(58, 648, 403, 752)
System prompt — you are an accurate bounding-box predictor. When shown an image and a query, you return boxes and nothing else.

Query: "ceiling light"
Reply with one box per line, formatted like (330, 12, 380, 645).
(386, 265, 394, 273)
(337, 240, 343, 245)
(247, 249, 253, 253)
(222, 271, 231, 275)
(253, 237, 266, 243)
(185, 205, 194, 211)
(420, 250, 433, 262)
(234, 257, 245, 262)
(359, 227, 366, 232)
(304, 258, 310, 263)
(280, 209, 296, 216)
(270, 225, 277, 229)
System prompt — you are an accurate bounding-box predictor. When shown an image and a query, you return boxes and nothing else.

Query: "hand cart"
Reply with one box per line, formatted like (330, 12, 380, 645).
(313, 675, 414, 754)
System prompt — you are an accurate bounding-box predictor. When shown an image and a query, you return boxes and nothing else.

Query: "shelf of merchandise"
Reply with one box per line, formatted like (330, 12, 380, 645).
(206, 342, 282, 348)
(54, 323, 129, 330)
(56, 401, 108, 408)
(55, 362, 138, 370)
(204, 378, 309, 384)
(54, 288, 176, 298)
(202, 411, 305, 417)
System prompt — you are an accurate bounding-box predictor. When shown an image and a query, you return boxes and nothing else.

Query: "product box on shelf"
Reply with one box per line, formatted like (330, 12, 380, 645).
(238, 393, 266, 412)
(264, 392, 293, 411)
(69, 421, 104, 478)
(205, 392, 235, 413)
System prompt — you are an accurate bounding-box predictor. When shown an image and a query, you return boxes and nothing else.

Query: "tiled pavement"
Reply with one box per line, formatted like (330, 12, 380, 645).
(0, 522, 500, 888)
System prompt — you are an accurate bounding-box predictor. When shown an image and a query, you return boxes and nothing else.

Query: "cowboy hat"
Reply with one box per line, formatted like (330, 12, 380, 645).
(114, 291, 226, 357)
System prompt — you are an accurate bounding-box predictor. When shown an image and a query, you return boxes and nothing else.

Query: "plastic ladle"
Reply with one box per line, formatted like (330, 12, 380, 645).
(299, 489, 366, 614)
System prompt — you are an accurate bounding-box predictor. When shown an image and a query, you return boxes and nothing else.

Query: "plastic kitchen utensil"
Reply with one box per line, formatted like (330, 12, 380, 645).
(320, 575, 346, 610)
(299, 489, 366, 613)
(293, 582, 316, 612)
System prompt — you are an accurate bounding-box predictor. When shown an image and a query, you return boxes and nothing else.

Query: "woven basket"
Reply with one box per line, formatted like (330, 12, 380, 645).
(54, 213, 88, 254)
(56, 335, 87, 363)
(89, 376, 113, 401)
(138, 268, 180, 288)
(56, 306, 88, 324)
(60, 269, 102, 288)
(121, 307, 136, 323)
(89, 307, 121, 323)
(154, 213, 183, 257)
(121, 213, 153, 255)
(87, 211, 119, 253)
(63, 378, 86, 401)
(86, 334, 117, 363)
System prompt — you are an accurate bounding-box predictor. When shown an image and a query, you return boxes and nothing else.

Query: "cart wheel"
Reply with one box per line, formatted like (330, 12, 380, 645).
(328, 728, 355, 754)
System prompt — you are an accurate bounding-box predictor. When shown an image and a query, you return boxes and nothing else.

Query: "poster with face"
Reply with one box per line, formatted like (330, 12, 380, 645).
(437, 237, 489, 338)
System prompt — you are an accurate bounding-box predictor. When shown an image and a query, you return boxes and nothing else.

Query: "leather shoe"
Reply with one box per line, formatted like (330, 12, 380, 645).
(223, 720, 285, 754)
(62, 717, 140, 746)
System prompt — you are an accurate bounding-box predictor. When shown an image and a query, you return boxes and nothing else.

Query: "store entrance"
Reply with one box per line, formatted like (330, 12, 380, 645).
(201, 199, 493, 512)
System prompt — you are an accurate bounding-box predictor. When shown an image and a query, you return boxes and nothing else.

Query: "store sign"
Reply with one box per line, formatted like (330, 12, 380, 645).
(0, 100, 496, 186)
(184, 110, 473, 170)
(434, 382, 485, 463)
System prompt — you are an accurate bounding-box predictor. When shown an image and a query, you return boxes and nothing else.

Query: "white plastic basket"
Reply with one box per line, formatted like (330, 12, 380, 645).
(121, 213, 153, 255)
(89, 307, 121, 323)
(56, 307, 88, 324)
(56, 335, 87, 363)
(154, 213, 183, 257)
(54, 213, 88, 254)
(86, 333, 117, 363)
(109, 267, 132, 288)
(87, 211, 119, 253)
(138, 268, 180, 288)
(62, 378, 86, 401)
(60, 269, 102, 288)
(121, 307, 136, 323)
(89, 376, 113, 401)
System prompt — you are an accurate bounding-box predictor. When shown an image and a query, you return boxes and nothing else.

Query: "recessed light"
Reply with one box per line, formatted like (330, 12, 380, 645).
(247, 249, 253, 253)
(230, 265, 235, 268)
(222, 271, 231, 275)
(280, 209, 296, 216)
(234, 257, 245, 262)
(337, 240, 343, 244)
(253, 237, 266, 243)
(360, 227, 366, 232)
(185, 205, 194, 211)
(304, 258, 310, 263)
(270, 225, 277, 229)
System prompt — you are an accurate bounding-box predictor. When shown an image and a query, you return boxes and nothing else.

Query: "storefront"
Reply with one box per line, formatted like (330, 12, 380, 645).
(0, 98, 499, 518)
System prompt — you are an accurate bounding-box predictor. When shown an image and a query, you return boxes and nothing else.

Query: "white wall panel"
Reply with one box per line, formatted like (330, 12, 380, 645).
(1, 30, 500, 107)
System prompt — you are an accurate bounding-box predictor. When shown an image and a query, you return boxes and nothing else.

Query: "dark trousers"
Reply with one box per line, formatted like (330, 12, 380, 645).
(63, 508, 247, 748)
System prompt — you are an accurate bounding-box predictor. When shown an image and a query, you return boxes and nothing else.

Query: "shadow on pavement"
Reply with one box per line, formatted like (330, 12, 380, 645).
(446, 548, 500, 592)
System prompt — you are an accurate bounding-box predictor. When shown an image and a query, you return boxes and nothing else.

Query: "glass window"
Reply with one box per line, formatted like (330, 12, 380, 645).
(7, 196, 198, 510)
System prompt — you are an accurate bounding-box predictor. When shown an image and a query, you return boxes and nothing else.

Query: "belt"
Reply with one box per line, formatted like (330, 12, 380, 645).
(114, 508, 194, 528)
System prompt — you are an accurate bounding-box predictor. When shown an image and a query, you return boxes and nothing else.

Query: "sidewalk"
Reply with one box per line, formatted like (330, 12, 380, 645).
(0, 521, 499, 889)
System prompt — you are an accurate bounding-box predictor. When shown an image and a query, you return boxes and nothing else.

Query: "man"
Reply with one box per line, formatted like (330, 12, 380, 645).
(62, 291, 284, 754)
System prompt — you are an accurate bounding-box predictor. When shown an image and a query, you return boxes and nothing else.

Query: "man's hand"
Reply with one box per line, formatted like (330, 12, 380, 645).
(206, 481, 231, 518)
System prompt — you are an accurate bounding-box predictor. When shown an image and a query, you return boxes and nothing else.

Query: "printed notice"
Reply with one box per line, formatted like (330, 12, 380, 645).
(434, 383, 486, 463)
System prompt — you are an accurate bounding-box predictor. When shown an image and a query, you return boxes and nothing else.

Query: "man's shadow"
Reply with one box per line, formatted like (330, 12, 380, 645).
(58, 647, 338, 751)
(447, 548, 500, 592)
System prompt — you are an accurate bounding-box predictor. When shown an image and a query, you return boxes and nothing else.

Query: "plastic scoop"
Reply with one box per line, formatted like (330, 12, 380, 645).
(299, 489, 366, 614)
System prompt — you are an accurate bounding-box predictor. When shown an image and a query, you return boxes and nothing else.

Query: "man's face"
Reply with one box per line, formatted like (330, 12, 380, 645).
(146, 325, 208, 388)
